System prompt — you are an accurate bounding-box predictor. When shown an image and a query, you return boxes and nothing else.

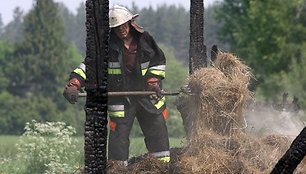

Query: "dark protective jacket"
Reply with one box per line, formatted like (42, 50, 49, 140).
(70, 29, 166, 116)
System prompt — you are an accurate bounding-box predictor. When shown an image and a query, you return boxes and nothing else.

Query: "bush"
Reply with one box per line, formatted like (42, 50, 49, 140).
(15, 120, 81, 174)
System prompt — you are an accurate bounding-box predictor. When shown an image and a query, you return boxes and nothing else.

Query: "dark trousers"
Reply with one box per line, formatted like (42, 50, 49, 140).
(108, 100, 170, 161)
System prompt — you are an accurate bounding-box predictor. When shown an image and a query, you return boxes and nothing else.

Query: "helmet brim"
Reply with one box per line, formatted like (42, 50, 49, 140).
(132, 14, 139, 19)
(109, 14, 140, 28)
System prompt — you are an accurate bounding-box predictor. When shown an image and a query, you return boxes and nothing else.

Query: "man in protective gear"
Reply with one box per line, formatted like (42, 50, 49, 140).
(63, 5, 170, 166)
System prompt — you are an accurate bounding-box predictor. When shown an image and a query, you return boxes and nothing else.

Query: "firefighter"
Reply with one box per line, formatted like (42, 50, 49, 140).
(63, 5, 170, 166)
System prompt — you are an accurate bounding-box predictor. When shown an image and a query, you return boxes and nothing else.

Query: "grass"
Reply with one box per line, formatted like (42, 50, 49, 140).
(0, 135, 185, 173)
(0, 135, 20, 158)
(0, 135, 185, 159)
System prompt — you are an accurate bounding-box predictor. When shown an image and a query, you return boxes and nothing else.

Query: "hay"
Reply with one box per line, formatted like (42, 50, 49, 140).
(186, 52, 252, 136)
(175, 130, 293, 174)
(127, 155, 168, 174)
(108, 52, 306, 173)
(172, 129, 290, 174)
(175, 52, 305, 174)
(214, 52, 253, 85)
(107, 160, 129, 174)
(176, 131, 244, 174)
(107, 155, 168, 174)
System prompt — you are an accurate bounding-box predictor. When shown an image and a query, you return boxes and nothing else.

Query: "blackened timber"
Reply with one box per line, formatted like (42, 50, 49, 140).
(84, 0, 109, 173)
(189, 0, 207, 74)
(210, 45, 218, 62)
(271, 127, 306, 174)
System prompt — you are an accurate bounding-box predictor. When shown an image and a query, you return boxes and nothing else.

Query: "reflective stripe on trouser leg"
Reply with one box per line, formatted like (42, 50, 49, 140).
(109, 160, 128, 166)
(108, 118, 131, 161)
(158, 156, 170, 163)
(108, 105, 125, 118)
(108, 105, 136, 161)
(151, 151, 171, 163)
(122, 160, 128, 166)
(136, 105, 170, 161)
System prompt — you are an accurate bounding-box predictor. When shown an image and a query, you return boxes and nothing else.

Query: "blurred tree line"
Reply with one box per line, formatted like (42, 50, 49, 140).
(215, 0, 306, 107)
(0, 0, 194, 136)
(0, 0, 85, 135)
(1, 0, 305, 135)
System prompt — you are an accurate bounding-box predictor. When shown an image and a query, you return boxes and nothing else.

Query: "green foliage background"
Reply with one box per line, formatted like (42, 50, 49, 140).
(215, 0, 306, 104)
(0, 0, 190, 136)
(1, 0, 306, 136)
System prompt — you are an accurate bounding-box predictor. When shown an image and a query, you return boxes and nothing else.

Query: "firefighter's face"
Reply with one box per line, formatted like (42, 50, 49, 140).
(114, 22, 130, 39)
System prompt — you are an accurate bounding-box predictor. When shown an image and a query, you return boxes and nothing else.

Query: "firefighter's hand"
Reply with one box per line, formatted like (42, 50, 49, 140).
(147, 77, 162, 100)
(63, 78, 81, 104)
(63, 85, 80, 104)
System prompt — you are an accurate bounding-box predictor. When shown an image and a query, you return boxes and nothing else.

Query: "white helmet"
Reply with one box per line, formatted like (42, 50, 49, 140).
(109, 5, 139, 28)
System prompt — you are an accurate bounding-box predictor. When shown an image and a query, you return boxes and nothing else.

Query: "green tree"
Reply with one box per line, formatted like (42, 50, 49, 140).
(58, 2, 86, 57)
(0, 14, 4, 35)
(261, 43, 306, 108)
(74, 2, 86, 56)
(204, 5, 228, 50)
(214, 0, 250, 48)
(136, 5, 190, 62)
(162, 44, 188, 137)
(5, 0, 69, 97)
(0, 0, 87, 135)
(58, 2, 77, 43)
(215, 0, 306, 97)
(0, 41, 14, 91)
(1, 7, 24, 42)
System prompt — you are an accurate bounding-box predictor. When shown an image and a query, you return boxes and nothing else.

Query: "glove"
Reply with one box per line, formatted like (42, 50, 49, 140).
(63, 78, 81, 104)
(147, 77, 162, 100)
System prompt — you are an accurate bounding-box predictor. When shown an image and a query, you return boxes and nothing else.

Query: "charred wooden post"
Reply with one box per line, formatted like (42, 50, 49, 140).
(84, 0, 109, 173)
(189, 0, 207, 74)
(271, 127, 306, 174)
(210, 45, 219, 63)
(176, 0, 207, 140)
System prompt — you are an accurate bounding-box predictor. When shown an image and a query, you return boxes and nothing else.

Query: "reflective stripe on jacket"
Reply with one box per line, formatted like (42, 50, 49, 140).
(70, 31, 166, 114)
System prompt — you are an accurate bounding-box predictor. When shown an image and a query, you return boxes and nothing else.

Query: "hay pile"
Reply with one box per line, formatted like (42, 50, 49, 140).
(186, 52, 253, 136)
(108, 52, 306, 173)
(175, 52, 304, 173)
(117, 155, 168, 174)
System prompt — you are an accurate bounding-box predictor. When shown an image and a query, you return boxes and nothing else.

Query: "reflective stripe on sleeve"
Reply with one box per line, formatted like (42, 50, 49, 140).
(78, 63, 86, 71)
(141, 61, 150, 69)
(149, 70, 165, 78)
(141, 69, 148, 76)
(149, 65, 166, 71)
(148, 65, 166, 78)
(73, 68, 86, 79)
(141, 61, 150, 76)
(154, 97, 166, 109)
